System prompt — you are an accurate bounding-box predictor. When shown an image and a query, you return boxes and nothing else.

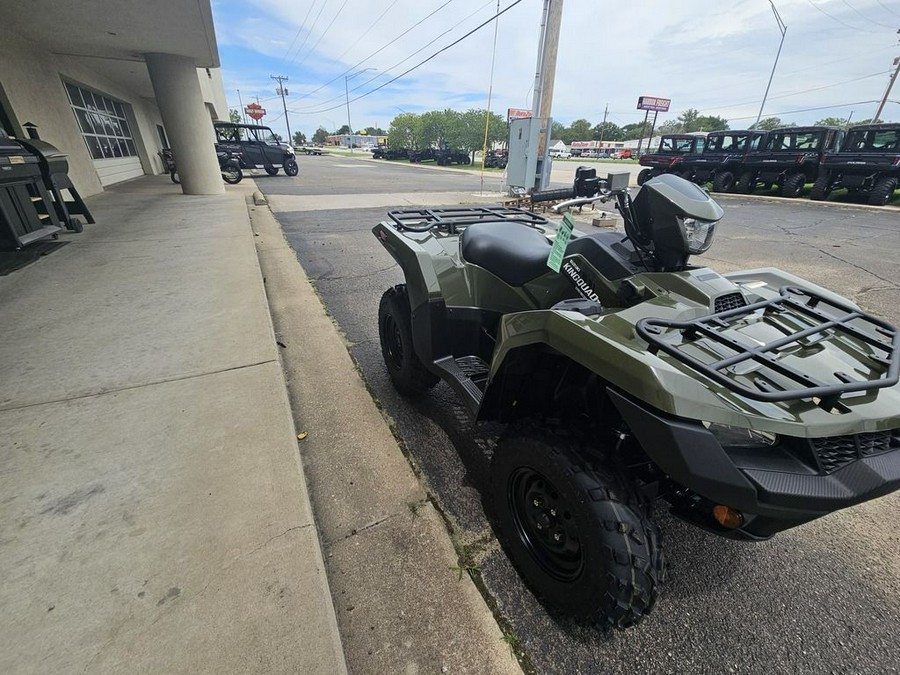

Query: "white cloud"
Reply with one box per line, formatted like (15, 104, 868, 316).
(213, 0, 900, 138)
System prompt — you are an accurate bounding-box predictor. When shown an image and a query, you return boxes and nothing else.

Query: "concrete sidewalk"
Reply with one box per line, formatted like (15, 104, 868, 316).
(0, 176, 346, 673)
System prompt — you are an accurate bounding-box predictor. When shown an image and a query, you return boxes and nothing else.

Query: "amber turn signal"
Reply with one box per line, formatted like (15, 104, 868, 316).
(712, 505, 744, 529)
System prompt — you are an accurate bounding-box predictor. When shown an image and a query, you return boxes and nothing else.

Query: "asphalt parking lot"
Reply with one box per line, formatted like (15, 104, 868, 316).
(261, 154, 900, 675)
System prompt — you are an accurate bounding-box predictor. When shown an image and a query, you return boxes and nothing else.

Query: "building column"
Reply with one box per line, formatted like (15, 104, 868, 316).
(145, 53, 223, 195)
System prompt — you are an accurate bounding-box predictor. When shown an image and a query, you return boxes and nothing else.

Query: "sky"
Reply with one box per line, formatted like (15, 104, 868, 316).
(211, 0, 900, 141)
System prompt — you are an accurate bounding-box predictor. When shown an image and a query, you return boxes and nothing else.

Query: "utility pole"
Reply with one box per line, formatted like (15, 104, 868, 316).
(755, 1, 787, 127)
(271, 75, 291, 144)
(598, 103, 608, 146)
(873, 56, 900, 123)
(530, 0, 564, 190)
(236, 89, 247, 124)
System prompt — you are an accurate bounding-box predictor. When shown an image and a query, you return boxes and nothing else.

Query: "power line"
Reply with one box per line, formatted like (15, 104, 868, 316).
(289, 0, 526, 116)
(875, 0, 899, 18)
(294, 0, 350, 71)
(289, 0, 494, 113)
(727, 99, 881, 122)
(287, 0, 330, 65)
(804, 0, 868, 32)
(839, 0, 897, 29)
(280, 2, 318, 65)
(285, 0, 456, 107)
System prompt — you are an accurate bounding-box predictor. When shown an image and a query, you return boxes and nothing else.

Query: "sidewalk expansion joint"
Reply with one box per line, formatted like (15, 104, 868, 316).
(0, 359, 278, 413)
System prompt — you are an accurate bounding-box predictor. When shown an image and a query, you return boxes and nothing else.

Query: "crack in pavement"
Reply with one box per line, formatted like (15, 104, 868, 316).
(814, 246, 900, 288)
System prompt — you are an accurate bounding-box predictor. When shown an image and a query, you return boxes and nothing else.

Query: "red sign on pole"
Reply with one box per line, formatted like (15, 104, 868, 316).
(637, 96, 670, 112)
(245, 103, 266, 121)
(507, 108, 533, 121)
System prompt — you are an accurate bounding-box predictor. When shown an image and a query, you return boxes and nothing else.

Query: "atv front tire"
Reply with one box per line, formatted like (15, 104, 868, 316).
(781, 172, 805, 198)
(491, 422, 663, 630)
(868, 177, 898, 206)
(736, 171, 756, 194)
(711, 171, 735, 193)
(378, 285, 439, 395)
(810, 174, 832, 201)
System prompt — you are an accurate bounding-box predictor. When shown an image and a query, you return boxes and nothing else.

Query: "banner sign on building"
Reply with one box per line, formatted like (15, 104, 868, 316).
(637, 96, 670, 112)
(507, 108, 533, 121)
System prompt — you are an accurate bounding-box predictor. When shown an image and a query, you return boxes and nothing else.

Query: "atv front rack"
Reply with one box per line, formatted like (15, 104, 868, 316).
(387, 206, 548, 233)
(636, 286, 900, 403)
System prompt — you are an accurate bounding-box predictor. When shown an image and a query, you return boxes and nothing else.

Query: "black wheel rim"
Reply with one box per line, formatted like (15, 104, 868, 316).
(382, 314, 404, 368)
(508, 467, 583, 582)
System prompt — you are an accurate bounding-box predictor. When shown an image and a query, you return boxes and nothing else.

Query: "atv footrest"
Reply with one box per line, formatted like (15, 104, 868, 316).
(433, 356, 488, 415)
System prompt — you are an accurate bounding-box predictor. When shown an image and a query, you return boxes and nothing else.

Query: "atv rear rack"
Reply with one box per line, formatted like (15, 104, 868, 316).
(636, 286, 900, 403)
(387, 206, 548, 233)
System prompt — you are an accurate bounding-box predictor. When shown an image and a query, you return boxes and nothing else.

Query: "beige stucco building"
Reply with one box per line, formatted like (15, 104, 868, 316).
(0, 0, 228, 197)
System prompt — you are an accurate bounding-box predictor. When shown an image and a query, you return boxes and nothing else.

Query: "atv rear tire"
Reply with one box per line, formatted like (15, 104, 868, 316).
(736, 171, 756, 194)
(868, 177, 898, 206)
(491, 421, 663, 630)
(378, 285, 439, 395)
(781, 172, 805, 198)
(810, 174, 832, 201)
(637, 169, 653, 186)
(711, 171, 735, 193)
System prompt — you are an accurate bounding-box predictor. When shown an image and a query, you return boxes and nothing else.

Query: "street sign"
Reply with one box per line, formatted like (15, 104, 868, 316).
(507, 108, 533, 121)
(637, 96, 671, 112)
(245, 103, 266, 121)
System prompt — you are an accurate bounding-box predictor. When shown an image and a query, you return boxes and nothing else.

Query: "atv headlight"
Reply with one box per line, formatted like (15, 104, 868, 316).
(704, 422, 777, 448)
(681, 217, 716, 254)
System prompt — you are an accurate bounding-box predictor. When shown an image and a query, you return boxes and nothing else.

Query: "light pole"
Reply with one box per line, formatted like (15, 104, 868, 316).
(344, 68, 376, 153)
(755, 1, 787, 128)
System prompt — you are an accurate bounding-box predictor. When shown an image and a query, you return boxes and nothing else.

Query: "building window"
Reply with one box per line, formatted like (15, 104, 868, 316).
(64, 82, 137, 160)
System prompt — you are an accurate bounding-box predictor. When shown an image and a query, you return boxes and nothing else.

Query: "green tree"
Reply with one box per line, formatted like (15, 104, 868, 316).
(364, 126, 386, 136)
(591, 121, 623, 141)
(387, 113, 421, 149)
(621, 123, 646, 140)
(228, 109, 244, 139)
(551, 121, 567, 141)
(750, 116, 789, 131)
(456, 109, 506, 160)
(312, 126, 329, 144)
(293, 131, 307, 146)
(565, 118, 592, 143)
(418, 109, 460, 148)
(695, 115, 728, 132)
(814, 116, 850, 127)
(656, 118, 682, 134)
(336, 124, 351, 135)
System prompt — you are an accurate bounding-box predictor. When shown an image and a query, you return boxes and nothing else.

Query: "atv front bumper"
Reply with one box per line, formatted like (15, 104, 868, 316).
(609, 389, 900, 540)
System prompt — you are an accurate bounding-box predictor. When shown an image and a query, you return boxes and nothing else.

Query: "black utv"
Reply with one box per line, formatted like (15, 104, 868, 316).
(681, 130, 767, 192)
(483, 149, 508, 169)
(435, 148, 471, 166)
(812, 123, 900, 206)
(736, 126, 844, 198)
(637, 134, 705, 185)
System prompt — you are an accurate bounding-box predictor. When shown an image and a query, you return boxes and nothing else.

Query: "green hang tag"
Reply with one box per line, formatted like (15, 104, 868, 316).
(547, 212, 575, 273)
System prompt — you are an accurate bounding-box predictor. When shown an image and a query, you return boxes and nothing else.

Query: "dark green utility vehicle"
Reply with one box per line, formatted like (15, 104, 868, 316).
(812, 123, 900, 205)
(373, 173, 900, 629)
(681, 130, 767, 192)
(737, 126, 843, 197)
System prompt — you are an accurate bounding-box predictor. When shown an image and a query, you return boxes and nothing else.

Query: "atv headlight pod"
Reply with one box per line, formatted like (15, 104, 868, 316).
(680, 217, 716, 254)
(704, 422, 777, 448)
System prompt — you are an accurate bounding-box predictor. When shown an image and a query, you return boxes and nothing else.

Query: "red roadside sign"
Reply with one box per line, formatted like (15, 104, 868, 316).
(637, 96, 671, 112)
(245, 103, 266, 121)
(507, 108, 533, 121)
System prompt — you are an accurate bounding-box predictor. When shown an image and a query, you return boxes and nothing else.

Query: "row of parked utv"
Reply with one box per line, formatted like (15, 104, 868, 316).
(372, 145, 472, 166)
(637, 123, 900, 206)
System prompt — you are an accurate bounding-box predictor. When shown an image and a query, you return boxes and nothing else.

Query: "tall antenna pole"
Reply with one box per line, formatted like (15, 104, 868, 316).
(873, 56, 900, 122)
(755, 1, 787, 128)
(271, 75, 291, 143)
(236, 89, 247, 124)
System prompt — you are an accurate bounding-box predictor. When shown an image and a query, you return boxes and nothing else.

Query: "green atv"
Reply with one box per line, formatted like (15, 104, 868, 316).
(372, 173, 900, 629)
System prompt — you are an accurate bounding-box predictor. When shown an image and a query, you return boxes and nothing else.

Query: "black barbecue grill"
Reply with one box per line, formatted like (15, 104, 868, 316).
(0, 128, 63, 250)
(19, 123, 94, 232)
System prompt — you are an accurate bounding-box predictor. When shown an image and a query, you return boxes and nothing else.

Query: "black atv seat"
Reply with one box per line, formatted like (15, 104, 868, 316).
(460, 221, 552, 286)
